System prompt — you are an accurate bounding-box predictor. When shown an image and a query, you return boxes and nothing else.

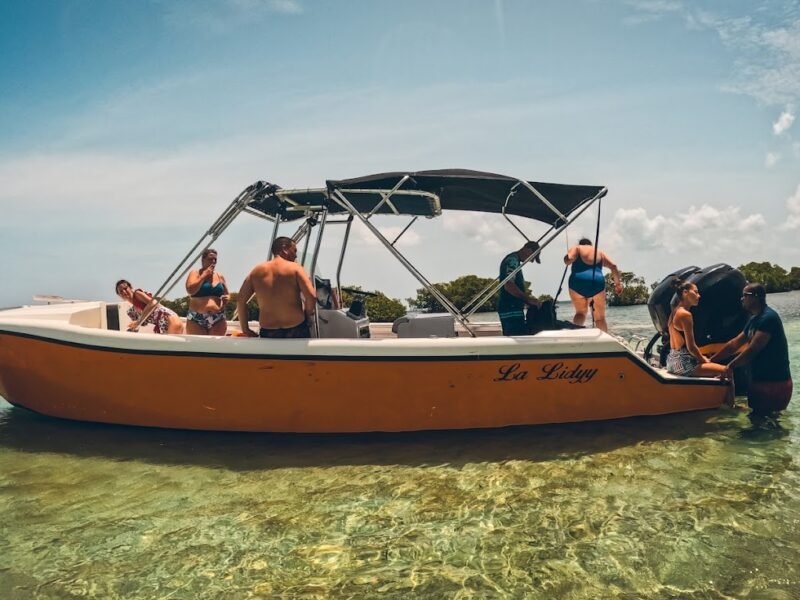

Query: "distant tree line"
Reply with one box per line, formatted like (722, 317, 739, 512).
(605, 272, 651, 306)
(737, 262, 800, 293)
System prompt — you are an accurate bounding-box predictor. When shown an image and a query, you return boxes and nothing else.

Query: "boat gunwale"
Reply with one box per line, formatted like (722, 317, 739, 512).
(0, 325, 727, 387)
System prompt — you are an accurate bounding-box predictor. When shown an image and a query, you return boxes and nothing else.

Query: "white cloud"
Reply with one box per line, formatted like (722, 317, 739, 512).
(622, 0, 682, 16)
(264, 0, 303, 14)
(765, 152, 781, 168)
(442, 212, 531, 255)
(605, 204, 767, 255)
(622, 3, 800, 107)
(773, 108, 796, 135)
(780, 184, 800, 231)
(621, 0, 682, 25)
(702, 15, 800, 106)
(158, 0, 303, 34)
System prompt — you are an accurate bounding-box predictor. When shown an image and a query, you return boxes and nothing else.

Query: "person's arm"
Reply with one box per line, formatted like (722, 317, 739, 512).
(563, 246, 578, 265)
(185, 266, 214, 296)
(237, 274, 257, 337)
(727, 331, 770, 372)
(502, 281, 541, 308)
(128, 290, 160, 331)
(601, 252, 623, 295)
(219, 275, 230, 308)
(709, 331, 747, 363)
(676, 310, 709, 363)
(296, 267, 317, 322)
(501, 256, 541, 308)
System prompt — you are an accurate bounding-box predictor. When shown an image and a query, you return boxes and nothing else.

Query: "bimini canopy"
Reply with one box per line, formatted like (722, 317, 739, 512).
(245, 169, 605, 225)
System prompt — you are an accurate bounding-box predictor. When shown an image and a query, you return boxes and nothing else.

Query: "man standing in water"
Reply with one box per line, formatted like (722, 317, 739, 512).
(712, 283, 793, 415)
(237, 237, 317, 339)
(497, 240, 543, 336)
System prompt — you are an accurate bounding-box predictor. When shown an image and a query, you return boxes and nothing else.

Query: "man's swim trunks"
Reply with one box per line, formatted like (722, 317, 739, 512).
(748, 379, 793, 415)
(259, 322, 311, 339)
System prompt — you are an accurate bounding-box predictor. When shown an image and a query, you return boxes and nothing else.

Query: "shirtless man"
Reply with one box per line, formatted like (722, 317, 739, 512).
(237, 237, 317, 339)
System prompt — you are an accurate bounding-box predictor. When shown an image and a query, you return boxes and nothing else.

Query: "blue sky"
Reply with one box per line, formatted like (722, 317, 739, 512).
(1, 0, 799, 307)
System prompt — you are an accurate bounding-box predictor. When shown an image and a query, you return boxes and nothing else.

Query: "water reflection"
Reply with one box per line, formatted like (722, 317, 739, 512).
(3, 403, 799, 598)
(0, 404, 740, 471)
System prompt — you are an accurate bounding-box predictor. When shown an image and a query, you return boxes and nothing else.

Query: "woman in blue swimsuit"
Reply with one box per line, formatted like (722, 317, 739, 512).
(564, 238, 622, 332)
(185, 248, 230, 336)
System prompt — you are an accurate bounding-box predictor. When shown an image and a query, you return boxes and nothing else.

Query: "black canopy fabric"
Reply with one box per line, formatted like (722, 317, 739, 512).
(246, 169, 605, 224)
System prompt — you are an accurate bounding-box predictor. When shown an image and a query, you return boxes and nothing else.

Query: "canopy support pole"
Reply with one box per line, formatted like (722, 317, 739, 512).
(463, 187, 607, 319)
(460, 182, 566, 315)
(135, 185, 263, 329)
(330, 188, 477, 337)
(390, 216, 418, 246)
(309, 207, 329, 338)
(336, 216, 354, 301)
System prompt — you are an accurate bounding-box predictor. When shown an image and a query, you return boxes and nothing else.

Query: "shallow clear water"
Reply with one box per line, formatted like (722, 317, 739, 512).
(2, 293, 800, 598)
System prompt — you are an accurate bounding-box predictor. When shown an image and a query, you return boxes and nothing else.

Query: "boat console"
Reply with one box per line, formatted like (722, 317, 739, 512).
(391, 313, 456, 338)
(316, 308, 370, 339)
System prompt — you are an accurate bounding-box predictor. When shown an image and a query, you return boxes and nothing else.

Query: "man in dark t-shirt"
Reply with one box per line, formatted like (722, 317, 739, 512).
(498, 241, 542, 336)
(712, 283, 793, 415)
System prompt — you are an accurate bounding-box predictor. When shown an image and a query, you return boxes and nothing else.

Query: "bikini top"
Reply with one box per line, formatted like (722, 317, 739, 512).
(191, 280, 225, 298)
(131, 289, 152, 310)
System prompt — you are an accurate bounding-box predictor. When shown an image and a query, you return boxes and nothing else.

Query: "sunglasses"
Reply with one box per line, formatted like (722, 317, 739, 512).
(740, 292, 757, 300)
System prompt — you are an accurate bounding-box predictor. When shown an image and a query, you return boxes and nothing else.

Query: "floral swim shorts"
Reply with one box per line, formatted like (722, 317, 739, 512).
(187, 310, 226, 330)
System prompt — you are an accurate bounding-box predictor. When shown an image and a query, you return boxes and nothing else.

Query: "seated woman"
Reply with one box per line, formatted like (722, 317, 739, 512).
(185, 248, 230, 336)
(115, 279, 184, 334)
(666, 279, 733, 403)
(563, 238, 622, 332)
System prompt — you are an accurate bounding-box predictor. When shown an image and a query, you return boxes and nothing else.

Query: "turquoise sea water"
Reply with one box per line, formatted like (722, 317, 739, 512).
(1, 293, 799, 598)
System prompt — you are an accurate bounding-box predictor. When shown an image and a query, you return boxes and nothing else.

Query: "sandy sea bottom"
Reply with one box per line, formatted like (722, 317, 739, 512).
(2, 295, 800, 599)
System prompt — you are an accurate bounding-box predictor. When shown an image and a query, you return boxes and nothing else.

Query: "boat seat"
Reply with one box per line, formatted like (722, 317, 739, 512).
(392, 313, 456, 338)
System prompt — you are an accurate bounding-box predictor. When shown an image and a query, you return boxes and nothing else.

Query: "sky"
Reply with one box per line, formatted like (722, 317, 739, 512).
(1, 0, 799, 308)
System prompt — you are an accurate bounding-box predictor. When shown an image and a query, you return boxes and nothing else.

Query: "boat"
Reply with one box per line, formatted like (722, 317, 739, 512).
(0, 169, 730, 432)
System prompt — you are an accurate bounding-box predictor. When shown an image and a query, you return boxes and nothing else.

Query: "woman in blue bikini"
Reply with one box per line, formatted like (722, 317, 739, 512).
(563, 238, 622, 332)
(185, 248, 230, 336)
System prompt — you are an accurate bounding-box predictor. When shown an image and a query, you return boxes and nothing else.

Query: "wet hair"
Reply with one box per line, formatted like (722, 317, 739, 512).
(578, 238, 593, 246)
(670, 277, 696, 297)
(745, 282, 767, 300)
(114, 279, 131, 294)
(201, 248, 217, 259)
(272, 236, 295, 255)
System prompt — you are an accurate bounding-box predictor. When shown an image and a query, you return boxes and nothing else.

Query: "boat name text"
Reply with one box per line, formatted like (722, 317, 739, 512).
(537, 362, 597, 384)
(494, 363, 529, 381)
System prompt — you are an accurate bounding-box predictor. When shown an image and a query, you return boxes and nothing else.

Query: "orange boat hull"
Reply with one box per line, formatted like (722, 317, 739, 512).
(0, 331, 727, 432)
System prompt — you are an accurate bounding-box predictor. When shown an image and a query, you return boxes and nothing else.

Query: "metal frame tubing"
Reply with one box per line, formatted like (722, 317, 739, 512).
(331, 188, 476, 337)
(390, 216, 418, 246)
(365, 175, 410, 218)
(308, 207, 329, 338)
(336, 216, 354, 298)
(136, 188, 256, 329)
(266, 211, 282, 260)
(461, 181, 563, 316)
(463, 188, 607, 318)
(297, 216, 314, 265)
